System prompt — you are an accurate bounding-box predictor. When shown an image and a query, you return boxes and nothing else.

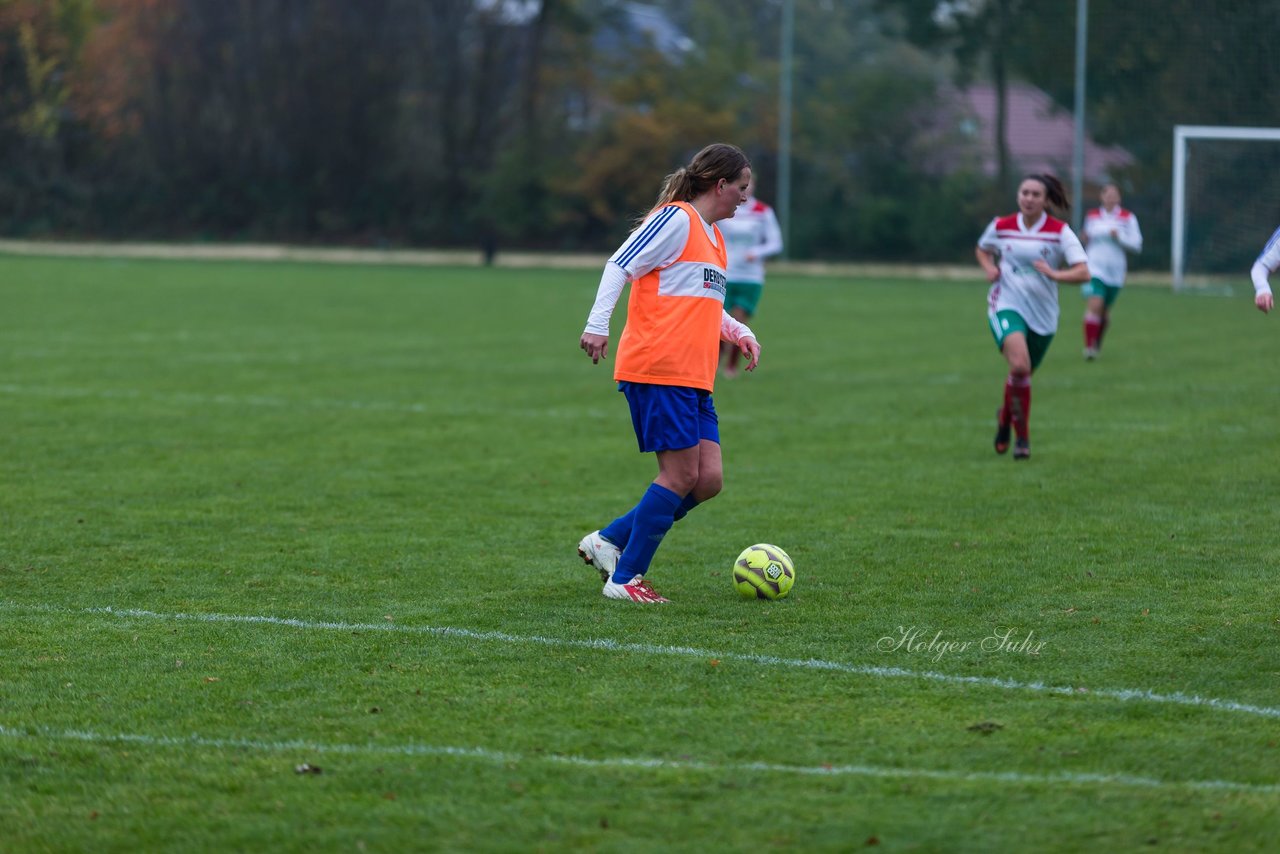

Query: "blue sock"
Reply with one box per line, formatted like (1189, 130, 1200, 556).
(674, 493, 699, 522)
(611, 484, 682, 584)
(600, 508, 635, 549)
(600, 493, 699, 551)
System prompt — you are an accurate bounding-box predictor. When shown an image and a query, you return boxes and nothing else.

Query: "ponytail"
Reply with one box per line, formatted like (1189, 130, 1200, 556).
(1025, 173, 1070, 216)
(650, 143, 751, 210)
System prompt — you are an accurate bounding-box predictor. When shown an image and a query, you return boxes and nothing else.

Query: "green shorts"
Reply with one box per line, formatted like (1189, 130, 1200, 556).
(1082, 278, 1121, 307)
(988, 309, 1053, 371)
(725, 281, 764, 316)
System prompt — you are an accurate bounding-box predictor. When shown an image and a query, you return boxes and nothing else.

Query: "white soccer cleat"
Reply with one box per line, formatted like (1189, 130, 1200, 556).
(578, 530, 621, 583)
(602, 575, 670, 604)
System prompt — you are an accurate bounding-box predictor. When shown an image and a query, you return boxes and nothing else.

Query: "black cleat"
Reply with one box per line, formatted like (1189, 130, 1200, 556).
(1013, 438, 1030, 460)
(994, 409, 1011, 455)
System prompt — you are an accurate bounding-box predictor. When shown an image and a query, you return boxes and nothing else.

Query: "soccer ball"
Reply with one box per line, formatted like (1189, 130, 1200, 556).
(732, 544, 795, 600)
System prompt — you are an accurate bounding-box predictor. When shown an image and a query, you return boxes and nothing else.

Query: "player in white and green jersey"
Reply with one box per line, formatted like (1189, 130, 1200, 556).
(975, 174, 1090, 460)
(717, 178, 782, 377)
(1081, 183, 1143, 359)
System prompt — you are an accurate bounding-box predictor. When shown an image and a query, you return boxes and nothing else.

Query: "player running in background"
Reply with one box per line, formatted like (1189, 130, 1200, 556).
(717, 177, 783, 378)
(976, 173, 1091, 460)
(577, 143, 761, 604)
(1250, 225, 1280, 313)
(1081, 183, 1143, 359)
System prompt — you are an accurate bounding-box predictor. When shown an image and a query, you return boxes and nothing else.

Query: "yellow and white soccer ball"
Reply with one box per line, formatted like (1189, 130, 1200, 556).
(732, 544, 795, 600)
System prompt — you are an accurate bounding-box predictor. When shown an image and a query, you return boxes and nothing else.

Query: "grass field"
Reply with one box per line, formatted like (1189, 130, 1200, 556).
(2, 253, 1278, 851)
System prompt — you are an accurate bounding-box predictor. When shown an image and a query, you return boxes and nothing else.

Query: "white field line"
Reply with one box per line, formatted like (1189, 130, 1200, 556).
(0, 723, 1275, 795)
(10, 603, 1280, 721)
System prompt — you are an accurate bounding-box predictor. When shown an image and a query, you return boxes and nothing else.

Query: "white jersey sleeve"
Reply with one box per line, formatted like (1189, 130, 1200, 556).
(977, 218, 1000, 255)
(1060, 225, 1089, 266)
(582, 206, 691, 336)
(1118, 213, 1143, 253)
(720, 311, 755, 345)
(609, 205, 690, 279)
(1252, 225, 1280, 296)
(758, 206, 784, 259)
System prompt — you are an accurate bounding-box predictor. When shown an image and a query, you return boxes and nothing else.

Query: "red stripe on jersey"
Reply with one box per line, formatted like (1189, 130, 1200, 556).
(995, 214, 1067, 234)
(992, 231, 1063, 243)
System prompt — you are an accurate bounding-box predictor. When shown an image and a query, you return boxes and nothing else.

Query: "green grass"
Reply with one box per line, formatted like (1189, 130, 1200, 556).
(1, 254, 1278, 852)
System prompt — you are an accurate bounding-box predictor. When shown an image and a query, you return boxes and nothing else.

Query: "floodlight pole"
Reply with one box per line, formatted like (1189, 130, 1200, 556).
(1071, 0, 1088, 233)
(778, 0, 793, 259)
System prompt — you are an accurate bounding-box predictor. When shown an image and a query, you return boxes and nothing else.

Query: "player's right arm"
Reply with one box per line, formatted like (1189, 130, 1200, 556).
(975, 219, 1001, 283)
(581, 206, 690, 360)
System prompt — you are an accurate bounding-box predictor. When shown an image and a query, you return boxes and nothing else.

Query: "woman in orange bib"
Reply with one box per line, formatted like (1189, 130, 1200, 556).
(578, 144, 761, 604)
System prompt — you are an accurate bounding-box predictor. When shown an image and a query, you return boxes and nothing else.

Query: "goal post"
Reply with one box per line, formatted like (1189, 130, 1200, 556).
(1172, 125, 1280, 291)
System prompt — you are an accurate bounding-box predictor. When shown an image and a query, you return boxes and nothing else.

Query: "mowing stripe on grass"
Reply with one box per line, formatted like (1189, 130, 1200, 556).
(0, 382, 612, 420)
(10, 602, 1280, 721)
(0, 723, 1275, 795)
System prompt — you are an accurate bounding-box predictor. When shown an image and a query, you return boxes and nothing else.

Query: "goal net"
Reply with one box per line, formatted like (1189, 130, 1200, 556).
(1172, 126, 1280, 292)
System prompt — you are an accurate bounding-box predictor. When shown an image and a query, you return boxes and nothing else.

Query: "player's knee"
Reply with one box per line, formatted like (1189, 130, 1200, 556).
(696, 473, 723, 502)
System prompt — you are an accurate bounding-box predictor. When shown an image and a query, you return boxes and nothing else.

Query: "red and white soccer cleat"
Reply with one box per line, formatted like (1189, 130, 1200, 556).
(602, 575, 670, 604)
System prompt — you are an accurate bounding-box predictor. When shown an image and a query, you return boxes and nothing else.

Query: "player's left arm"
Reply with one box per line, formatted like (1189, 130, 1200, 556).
(756, 208, 784, 260)
(1035, 260, 1090, 284)
(1119, 214, 1144, 254)
(1032, 227, 1090, 283)
(720, 312, 760, 371)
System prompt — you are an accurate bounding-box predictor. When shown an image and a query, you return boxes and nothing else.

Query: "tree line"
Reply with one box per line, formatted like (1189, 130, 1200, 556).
(2, 0, 1278, 265)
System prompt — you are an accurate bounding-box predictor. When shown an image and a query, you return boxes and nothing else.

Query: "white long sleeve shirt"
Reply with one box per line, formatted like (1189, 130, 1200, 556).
(1252, 225, 1280, 296)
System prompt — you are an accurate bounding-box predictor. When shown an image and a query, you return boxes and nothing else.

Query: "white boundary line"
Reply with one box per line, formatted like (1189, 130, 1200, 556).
(9, 603, 1280, 721)
(1, 724, 1275, 795)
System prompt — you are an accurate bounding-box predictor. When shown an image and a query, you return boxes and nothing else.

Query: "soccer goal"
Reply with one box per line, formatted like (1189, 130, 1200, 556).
(1171, 125, 1280, 292)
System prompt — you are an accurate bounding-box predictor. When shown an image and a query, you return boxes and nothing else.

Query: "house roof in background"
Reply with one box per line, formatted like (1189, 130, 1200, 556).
(960, 81, 1134, 181)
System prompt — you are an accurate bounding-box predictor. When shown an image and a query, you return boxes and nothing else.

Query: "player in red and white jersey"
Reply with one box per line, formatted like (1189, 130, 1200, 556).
(976, 173, 1090, 460)
(1081, 183, 1143, 359)
(577, 144, 761, 604)
(1250, 225, 1280, 313)
(717, 178, 783, 377)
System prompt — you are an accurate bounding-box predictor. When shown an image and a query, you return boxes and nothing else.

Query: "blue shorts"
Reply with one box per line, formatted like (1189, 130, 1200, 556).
(619, 382, 719, 453)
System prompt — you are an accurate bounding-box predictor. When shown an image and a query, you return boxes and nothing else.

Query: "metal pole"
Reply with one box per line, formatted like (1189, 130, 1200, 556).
(1171, 126, 1187, 290)
(778, 0, 793, 259)
(1071, 0, 1088, 233)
